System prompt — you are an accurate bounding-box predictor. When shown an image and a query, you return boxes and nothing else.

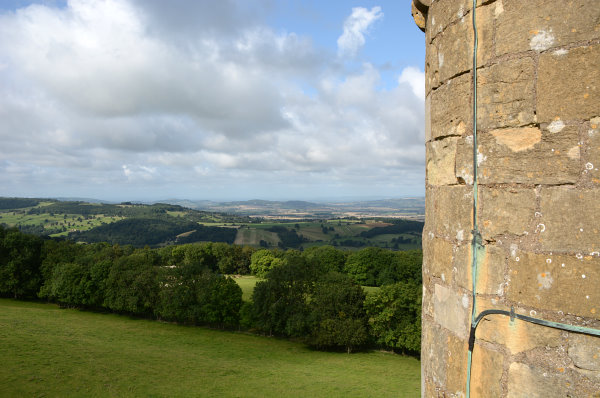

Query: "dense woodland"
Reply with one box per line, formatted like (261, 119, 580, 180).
(0, 225, 422, 354)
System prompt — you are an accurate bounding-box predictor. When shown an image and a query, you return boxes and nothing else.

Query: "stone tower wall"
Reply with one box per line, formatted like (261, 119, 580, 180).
(413, 0, 600, 396)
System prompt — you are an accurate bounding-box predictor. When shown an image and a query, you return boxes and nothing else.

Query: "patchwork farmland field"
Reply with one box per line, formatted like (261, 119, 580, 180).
(0, 197, 423, 249)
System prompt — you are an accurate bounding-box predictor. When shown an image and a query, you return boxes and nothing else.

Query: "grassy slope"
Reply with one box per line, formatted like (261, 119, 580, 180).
(0, 206, 125, 237)
(0, 299, 419, 398)
(234, 228, 280, 246)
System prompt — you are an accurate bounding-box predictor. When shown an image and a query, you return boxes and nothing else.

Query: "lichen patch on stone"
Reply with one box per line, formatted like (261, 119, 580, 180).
(530, 29, 555, 51)
(547, 119, 565, 133)
(567, 145, 580, 160)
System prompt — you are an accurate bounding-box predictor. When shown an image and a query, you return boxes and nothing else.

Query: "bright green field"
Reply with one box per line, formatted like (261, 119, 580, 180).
(0, 299, 420, 397)
(232, 275, 264, 301)
(233, 276, 380, 301)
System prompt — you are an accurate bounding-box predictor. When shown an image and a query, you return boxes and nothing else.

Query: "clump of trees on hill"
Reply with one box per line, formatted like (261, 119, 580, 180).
(0, 225, 421, 354)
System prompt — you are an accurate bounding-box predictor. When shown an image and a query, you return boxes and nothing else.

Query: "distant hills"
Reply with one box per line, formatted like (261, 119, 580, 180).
(0, 196, 424, 249)
(159, 197, 425, 220)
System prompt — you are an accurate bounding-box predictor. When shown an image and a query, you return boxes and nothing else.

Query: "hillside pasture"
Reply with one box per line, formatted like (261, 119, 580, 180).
(0, 299, 420, 397)
(0, 210, 124, 237)
(234, 228, 280, 246)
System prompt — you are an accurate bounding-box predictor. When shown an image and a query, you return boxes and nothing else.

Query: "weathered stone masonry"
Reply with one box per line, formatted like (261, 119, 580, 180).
(413, 0, 600, 396)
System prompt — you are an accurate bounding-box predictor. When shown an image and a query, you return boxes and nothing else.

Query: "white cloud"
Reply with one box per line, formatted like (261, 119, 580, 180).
(399, 66, 425, 101)
(337, 6, 383, 58)
(0, 1, 424, 201)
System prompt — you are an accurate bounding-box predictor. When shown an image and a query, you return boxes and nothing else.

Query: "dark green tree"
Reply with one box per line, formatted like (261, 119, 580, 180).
(197, 274, 243, 328)
(308, 272, 369, 353)
(0, 226, 43, 298)
(252, 255, 313, 337)
(376, 250, 422, 286)
(344, 247, 393, 286)
(364, 281, 422, 353)
(302, 245, 347, 274)
(104, 248, 160, 315)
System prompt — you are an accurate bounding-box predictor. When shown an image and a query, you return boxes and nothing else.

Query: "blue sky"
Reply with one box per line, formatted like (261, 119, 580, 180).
(0, 0, 425, 202)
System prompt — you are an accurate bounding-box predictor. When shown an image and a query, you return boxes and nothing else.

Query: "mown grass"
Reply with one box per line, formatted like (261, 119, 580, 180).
(232, 275, 264, 301)
(233, 276, 380, 302)
(0, 299, 420, 398)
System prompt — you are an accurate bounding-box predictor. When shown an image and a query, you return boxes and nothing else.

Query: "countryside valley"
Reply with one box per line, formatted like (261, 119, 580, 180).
(0, 196, 423, 397)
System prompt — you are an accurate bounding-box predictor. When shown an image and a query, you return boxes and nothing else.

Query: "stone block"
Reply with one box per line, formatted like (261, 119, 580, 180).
(426, 185, 473, 241)
(462, 125, 581, 185)
(476, 295, 510, 315)
(423, 378, 446, 398)
(422, 321, 448, 387)
(476, 57, 536, 130)
(422, 282, 434, 318)
(423, 236, 455, 283)
(585, 116, 600, 185)
(506, 252, 600, 316)
(426, 0, 470, 44)
(538, 187, 600, 253)
(444, 332, 468, 397)
(568, 333, 600, 372)
(478, 187, 536, 238)
(425, 94, 432, 141)
(428, 73, 470, 142)
(425, 40, 441, 95)
(456, 125, 581, 185)
(537, 44, 600, 123)
(507, 362, 571, 398)
(426, 137, 459, 186)
(470, 344, 504, 398)
(434, 283, 471, 339)
(455, 244, 507, 296)
(477, 315, 562, 354)
(426, 1, 493, 86)
(496, 0, 600, 56)
(454, 135, 474, 185)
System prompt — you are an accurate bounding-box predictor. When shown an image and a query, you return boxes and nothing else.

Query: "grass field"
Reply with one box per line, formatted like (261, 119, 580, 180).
(232, 276, 380, 301)
(231, 275, 264, 301)
(0, 299, 420, 397)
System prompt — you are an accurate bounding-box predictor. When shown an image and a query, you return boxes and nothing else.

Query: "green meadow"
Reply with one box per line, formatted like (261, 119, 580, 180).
(0, 299, 420, 397)
(232, 276, 380, 302)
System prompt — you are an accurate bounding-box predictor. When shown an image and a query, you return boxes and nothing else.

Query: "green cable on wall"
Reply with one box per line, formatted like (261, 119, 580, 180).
(465, 0, 480, 394)
(464, 1, 600, 397)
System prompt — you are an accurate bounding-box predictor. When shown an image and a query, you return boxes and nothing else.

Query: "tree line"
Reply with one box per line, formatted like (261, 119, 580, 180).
(0, 225, 421, 354)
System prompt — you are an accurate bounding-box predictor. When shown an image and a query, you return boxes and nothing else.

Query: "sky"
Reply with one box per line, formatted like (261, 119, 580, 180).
(0, 0, 426, 202)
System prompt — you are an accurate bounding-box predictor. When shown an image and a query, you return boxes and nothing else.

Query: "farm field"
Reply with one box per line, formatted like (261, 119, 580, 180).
(232, 220, 421, 250)
(0, 299, 420, 397)
(234, 227, 280, 246)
